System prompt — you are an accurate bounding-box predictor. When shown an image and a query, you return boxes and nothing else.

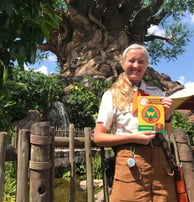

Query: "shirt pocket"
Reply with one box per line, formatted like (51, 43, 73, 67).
(114, 156, 141, 183)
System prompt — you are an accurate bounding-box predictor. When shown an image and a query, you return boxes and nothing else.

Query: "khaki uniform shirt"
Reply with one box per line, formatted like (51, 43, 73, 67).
(96, 80, 165, 136)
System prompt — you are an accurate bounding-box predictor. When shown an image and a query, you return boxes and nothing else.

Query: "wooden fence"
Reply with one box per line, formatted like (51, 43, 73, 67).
(0, 122, 104, 202)
(0, 122, 194, 202)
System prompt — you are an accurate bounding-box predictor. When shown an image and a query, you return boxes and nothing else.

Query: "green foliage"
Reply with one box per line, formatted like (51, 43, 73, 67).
(92, 153, 102, 180)
(67, 83, 98, 129)
(61, 153, 102, 180)
(0, 61, 15, 131)
(172, 110, 194, 146)
(3, 162, 16, 202)
(0, 68, 63, 131)
(76, 163, 86, 176)
(143, 74, 161, 89)
(147, 22, 192, 65)
(0, 0, 61, 67)
(9, 68, 63, 120)
(0, 0, 62, 130)
(172, 110, 192, 133)
(88, 79, 113, 103)
(66, 79, 112, 129)
(188, 123, 194, 145)
(62, 163, 86, 180)
(145, 0, 194, 65)
(62, 166, 71, 180)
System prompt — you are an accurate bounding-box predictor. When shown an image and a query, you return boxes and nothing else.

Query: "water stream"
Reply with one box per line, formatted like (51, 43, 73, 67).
(47, 101, 70, 129)
(54, 178, 87, 202)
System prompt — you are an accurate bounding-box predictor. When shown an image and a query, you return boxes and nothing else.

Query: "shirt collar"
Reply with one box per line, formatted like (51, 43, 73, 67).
(139, 80, 147, 92)
(133, 80, 147, 91)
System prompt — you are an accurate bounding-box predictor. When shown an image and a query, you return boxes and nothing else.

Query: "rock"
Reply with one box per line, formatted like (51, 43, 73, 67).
(12, 110, 42, 129)
(188, 114, 194, 123)
(80, 179, 103, 191)
(144, 67, 184, 95)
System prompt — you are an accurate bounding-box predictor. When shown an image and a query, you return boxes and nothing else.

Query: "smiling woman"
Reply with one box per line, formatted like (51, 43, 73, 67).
(94, 43, 177, 202)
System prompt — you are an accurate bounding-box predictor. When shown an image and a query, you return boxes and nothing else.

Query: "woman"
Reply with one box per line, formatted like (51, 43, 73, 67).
(94, 44, 177, 201)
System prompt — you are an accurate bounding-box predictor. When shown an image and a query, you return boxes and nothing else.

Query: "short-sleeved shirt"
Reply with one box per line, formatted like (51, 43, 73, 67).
(96, 80, 164, 135)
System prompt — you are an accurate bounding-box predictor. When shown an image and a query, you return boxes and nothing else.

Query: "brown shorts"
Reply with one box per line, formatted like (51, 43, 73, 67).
(110, 145, 177, 202)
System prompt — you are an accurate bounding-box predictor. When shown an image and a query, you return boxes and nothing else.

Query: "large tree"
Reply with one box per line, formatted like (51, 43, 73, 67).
(39, 0, 194, 89)
(1, 0, 194, 88)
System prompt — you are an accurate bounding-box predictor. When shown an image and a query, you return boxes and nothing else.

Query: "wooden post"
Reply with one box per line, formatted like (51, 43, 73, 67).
(12, 126, 19, 148)
(0, 132, 7, 202)
(84, 127, 94, 202)
(29, 122, 52, 202)
(16, 129, 30, 202)
(69, 124, 75, 202)
(50, 127, 55, 202)
(173, 129, 194, 202)
(100, 147, 109, 202)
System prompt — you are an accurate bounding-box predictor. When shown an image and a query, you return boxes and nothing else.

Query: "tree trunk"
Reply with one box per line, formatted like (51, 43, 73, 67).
(40, 1, 182, 93)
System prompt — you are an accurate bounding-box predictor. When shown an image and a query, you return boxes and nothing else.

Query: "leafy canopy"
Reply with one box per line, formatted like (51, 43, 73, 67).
(0, 0, 61, 67)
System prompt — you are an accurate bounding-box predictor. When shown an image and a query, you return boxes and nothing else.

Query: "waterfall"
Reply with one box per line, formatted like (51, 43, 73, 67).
(47, 101, 70, 129)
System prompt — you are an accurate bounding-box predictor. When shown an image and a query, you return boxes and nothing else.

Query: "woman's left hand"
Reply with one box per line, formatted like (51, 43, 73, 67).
(161, 97, 173, 121)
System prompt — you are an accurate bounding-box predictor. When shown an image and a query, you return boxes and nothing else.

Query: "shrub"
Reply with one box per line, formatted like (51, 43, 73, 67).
(172, 110, 192, 133)
(7, 68, 64, 121)
(66, 79, 112, 129)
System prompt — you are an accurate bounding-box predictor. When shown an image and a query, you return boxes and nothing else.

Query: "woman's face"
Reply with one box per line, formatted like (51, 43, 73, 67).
(122, 48, 148, 86)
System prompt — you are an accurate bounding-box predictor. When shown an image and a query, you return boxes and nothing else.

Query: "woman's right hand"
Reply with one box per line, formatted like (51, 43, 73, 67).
(132, 131, 156, 145)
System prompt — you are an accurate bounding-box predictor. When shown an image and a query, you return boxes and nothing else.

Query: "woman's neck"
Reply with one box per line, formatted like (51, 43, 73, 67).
(132, 80, 142, 88)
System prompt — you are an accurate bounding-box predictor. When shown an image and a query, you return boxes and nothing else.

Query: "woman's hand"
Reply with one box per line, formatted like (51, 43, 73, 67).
(161, 97, 173, 121)
(133, 131, 156, 145)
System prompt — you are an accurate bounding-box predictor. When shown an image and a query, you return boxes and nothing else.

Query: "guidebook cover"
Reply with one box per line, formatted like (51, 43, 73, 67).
(138, 96, 165, 132)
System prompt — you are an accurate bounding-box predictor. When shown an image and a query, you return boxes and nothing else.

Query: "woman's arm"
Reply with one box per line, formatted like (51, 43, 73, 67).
(93, 122, 156, 147)
(161, 97, 173, 136)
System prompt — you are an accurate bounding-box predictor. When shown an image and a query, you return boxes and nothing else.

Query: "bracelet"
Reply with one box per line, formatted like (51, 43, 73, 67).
(165, 115, 173, 123)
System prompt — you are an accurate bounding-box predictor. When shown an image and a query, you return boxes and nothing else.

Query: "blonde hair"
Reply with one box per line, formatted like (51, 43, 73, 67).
(109, 72, 133, 111)
(109, 44, 149, 111)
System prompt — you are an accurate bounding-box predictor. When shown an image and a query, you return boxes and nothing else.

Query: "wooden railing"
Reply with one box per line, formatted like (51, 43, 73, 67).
(0, 123, 194, 202)
(0, 122, 99, 202)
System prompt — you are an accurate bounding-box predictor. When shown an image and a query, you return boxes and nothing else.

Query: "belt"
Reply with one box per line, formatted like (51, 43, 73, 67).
(149, 138, 162, 147)
(114, 138, 162, 152)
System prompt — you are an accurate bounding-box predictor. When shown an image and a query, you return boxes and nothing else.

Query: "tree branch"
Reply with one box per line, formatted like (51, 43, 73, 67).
(130, 0, 166, 34)
(149, 9, 168, 25)
(145, 34, 173, 44)
(117, 0, 142, 25)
